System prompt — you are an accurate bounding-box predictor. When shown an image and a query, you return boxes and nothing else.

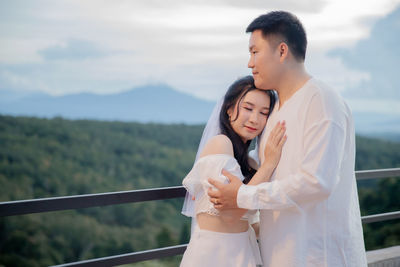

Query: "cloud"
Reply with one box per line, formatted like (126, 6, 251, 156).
(328, 5, 400, 99)
(95, 0, 326, 13)
(219, 0, 327, 13)
(0, 0, 399, 114)
(0, 55, 141, 96)
(38, 39, 108, 61)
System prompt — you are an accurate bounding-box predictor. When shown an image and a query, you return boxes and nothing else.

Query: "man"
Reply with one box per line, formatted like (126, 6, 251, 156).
(208, 11, 367, 266)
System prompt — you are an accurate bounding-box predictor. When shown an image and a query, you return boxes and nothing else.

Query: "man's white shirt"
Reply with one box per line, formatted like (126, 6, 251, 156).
(238, 78, 367, 266)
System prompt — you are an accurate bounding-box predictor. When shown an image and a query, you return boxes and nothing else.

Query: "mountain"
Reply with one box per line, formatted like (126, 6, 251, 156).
(1, 85, 399, 137)
(352, 112, 400, 135)
(0, 85, 216, 124)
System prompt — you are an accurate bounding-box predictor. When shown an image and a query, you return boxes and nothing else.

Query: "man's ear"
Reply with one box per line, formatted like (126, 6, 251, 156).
(278, 42, 289, 62)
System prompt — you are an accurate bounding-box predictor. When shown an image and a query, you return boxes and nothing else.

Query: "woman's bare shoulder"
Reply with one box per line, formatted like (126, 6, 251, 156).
(199, 135, 234, 158)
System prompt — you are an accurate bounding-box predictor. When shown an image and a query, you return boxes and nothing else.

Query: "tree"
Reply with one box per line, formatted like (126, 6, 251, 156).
(156, 226, 176, 248)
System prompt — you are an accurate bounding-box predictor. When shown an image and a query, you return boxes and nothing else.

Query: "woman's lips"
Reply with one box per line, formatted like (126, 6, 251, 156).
(245, 126, 257, 132)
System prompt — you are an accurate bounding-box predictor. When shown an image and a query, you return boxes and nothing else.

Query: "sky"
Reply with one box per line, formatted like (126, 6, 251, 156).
(0, 0, 399, 116)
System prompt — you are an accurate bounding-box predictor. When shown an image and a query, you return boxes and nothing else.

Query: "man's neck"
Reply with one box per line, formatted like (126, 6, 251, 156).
(277, 64, 311, 108)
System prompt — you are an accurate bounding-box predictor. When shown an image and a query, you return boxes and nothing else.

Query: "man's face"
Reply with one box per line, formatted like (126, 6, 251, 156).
(248, 30, 280, 90)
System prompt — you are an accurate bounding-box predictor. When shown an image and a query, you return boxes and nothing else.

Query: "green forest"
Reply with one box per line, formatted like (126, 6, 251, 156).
(0, 115, 399, 267)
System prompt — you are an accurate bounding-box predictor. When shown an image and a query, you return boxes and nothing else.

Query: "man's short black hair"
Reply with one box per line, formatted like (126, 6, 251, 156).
(246, 11, 307, 62)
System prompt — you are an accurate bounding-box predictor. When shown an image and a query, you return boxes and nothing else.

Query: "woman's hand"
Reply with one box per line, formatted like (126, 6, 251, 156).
(263, 121, 287, 170)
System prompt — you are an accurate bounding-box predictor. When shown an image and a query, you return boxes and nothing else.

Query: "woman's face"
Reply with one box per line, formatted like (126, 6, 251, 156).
(228, 89, 270, 143)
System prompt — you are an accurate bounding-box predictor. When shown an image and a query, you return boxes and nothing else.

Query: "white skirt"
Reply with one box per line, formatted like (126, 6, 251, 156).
(180, 225, 262, 267)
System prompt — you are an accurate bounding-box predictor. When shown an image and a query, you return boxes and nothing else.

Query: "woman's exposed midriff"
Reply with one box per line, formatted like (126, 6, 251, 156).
(197, 211, 249, 233)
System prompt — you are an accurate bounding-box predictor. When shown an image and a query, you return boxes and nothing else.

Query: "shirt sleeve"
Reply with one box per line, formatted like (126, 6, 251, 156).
(237, 118, 346, 210)
(183, 155, 244, 216)
(183, 155, 241, 197)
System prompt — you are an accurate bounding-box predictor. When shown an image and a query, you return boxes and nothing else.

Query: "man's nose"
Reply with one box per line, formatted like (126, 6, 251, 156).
(248, 56, 254, 68)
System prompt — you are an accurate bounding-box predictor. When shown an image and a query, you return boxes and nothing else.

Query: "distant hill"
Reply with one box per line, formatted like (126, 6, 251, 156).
(0, 85, 216, 124)
(352, 112, 400, 137)
(1, 85, 399, 137)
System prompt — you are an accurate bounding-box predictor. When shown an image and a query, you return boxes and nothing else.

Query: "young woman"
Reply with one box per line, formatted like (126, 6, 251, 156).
(180, 75, 286, 267)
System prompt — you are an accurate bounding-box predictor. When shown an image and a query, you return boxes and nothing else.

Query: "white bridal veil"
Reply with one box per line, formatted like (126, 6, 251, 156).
(181, 96, 224, 231)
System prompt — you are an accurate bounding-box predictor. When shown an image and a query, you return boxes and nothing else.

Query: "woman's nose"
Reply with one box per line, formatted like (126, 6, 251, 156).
(249, 111, 258, 123)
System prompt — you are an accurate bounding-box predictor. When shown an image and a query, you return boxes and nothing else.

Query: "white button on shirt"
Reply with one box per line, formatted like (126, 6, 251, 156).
(238, 78, 367, 267)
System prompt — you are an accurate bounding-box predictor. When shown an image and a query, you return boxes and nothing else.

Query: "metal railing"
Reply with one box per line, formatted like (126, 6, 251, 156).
(0, 186, 186, 217)
(1, 168, 399, 266)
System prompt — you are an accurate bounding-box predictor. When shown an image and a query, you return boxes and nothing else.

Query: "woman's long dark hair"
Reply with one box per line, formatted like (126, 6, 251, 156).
(219, 75, 276, 184)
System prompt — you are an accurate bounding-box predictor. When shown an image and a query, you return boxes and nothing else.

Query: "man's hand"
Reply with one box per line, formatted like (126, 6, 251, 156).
(207, 169, 242, 210)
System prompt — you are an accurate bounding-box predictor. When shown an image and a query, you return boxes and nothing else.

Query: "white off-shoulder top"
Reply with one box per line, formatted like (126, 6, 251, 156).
(182, 154, 259, 225)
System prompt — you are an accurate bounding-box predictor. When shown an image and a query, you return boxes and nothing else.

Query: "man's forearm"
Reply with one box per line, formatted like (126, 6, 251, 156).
(222, 164, 275, 220)
(228, 163, 275, 219)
